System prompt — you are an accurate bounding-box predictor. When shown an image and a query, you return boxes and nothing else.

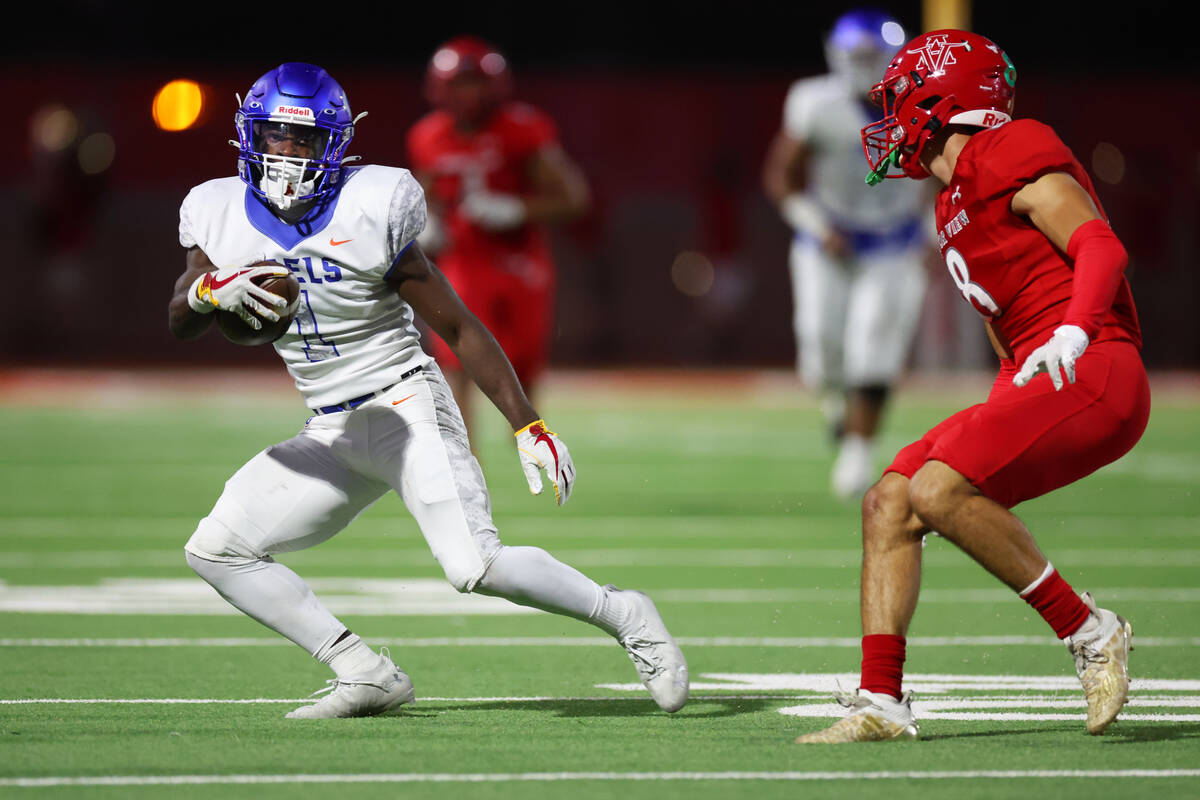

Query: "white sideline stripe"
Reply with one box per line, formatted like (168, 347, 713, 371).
(0, 695, 782, 706)
(3, 770, 1199, 787)
(4, 579, 1200, 616)
(601, 673, 1200, 693)
(6, 695, 1200, 708)
(780, 704, 1200, 722)
(2, 635, 1198, 648)
(8, 548, 1200, 569)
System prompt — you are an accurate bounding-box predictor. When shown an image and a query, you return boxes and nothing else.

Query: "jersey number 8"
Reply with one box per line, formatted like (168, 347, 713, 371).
(944, 247, 1000, 317)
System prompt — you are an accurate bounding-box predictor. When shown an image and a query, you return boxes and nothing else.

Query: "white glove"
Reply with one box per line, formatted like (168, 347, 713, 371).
(415, 213, 447, 254)
(780, 193, 832, 240)
(459, 191, 527, 232)
(187, 263, 291, 330)
(515, 419, 576, 506)
(1013, 325, 1090, 391)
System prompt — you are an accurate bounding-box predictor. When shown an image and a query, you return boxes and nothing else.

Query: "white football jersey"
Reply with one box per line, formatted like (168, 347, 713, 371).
(179, 165, 432, 408)
(783, 74, 927, 232)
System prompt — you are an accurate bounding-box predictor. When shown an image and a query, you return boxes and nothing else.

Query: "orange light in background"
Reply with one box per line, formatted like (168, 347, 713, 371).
(152, 80, 204, 131)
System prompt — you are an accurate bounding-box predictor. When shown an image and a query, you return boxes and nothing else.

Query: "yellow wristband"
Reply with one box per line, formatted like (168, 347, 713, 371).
(514, 419, 549, 438)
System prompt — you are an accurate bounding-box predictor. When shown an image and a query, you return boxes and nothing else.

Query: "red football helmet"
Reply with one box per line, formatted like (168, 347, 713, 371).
(424, 36, 512, 122)
(861, 29, 1017, 183)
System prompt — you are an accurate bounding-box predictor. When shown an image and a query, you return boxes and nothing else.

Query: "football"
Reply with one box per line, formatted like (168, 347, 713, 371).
(215, 262, 301, 346)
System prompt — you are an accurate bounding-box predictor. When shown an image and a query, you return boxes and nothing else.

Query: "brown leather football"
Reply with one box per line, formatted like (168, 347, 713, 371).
(215, 262, 301, 346)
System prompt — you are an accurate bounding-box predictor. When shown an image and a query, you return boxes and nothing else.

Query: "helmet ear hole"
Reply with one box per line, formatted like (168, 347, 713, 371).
(915, 95, 942, 110)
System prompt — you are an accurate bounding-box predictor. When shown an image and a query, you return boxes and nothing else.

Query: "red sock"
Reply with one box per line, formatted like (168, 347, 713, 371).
(1021, 567, 1090, 638)
(859, 634, 905, 699)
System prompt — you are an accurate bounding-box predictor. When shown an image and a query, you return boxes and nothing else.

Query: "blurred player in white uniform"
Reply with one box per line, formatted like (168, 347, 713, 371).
(762, 9, 934, 499)
(167, 62, 688, 718)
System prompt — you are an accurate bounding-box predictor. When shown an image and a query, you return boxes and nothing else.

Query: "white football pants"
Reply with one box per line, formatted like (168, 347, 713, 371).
(789, 238, 928, 390)
(184, 363, 626, 658)
(185, 363, 498, 591)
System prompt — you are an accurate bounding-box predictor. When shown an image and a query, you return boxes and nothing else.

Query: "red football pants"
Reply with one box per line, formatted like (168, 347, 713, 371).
(429, 255, 555, 390)
(886, 340, 1150, 507)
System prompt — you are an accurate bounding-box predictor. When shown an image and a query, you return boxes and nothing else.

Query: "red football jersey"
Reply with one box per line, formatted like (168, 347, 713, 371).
(934, 119, 1141, 362)
(406, 102, 559, 271)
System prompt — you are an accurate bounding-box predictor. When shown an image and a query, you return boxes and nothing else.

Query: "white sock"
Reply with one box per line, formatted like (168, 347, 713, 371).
(475, 545, 611, 630)
(591, 586, 635, 639)
(320, 633, 383, 678)
(839, 433, 873, 462)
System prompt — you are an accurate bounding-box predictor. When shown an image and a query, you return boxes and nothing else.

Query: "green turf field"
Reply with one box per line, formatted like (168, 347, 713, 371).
(1, 369, 1198, 798)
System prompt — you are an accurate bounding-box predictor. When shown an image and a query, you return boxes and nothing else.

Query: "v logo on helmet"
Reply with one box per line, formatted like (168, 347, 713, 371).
(908, 34, 971, 76)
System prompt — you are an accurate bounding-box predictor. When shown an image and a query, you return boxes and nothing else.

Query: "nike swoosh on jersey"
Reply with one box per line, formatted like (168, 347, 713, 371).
(329, 237, 353, 246)
(391, 394, 418, 406)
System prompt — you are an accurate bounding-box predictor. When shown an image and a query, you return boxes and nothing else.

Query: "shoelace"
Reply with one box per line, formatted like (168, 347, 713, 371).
(305, 678, 342, 699)
(832, 689, 871, 711)
(622, 633, 664, 678)
(304, 671, 392, 700)
(1068, 640, 1111, 677)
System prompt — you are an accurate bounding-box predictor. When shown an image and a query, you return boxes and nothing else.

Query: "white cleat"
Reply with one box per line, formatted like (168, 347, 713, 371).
(795, 689, 919, 743)
(831, 435, 873, 501)
(1064, 592, 1132, 735)
(611, 588, 689, 712)
(285, 649, 415, 719)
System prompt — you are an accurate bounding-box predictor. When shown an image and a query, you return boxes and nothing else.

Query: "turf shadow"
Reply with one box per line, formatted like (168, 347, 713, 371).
(918, 727, 1050, 741)
(412, 697, 781, 719)
(1102, 722, 1200, 743)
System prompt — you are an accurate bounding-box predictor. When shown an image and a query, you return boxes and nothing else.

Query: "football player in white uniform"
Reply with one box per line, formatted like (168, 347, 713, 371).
(168, 63, 688, 718)
(762, 9, 935, 500)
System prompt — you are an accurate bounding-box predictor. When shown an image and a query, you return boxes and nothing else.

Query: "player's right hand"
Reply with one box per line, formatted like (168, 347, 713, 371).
(515, 419, 575, 506)
(1013, 324, 1090, 391)
(460, 191, 527, 231)
(186, 264, 291, 330)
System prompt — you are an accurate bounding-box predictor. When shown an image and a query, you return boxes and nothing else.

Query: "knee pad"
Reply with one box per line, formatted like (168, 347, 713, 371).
(441, 554, 489, 594)
(184, 515, 259, 563)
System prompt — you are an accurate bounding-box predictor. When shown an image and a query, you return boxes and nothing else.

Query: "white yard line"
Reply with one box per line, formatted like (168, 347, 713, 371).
(6, 548, 1200, 568)
(2, 770, 1198, 787)
(4, 695, 1199, 707)
(2, 635, 1197, 648)
(2, 578, 1200, 615)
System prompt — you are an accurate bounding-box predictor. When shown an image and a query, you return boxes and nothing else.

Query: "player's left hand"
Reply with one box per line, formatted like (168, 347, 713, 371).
(1013, 324, 1090, 391)
(515, 419, 575, 506)
(460, 191, 527, 231)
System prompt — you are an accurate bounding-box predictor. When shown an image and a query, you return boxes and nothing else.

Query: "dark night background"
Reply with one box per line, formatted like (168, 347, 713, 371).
(7, 1, 1198, 371)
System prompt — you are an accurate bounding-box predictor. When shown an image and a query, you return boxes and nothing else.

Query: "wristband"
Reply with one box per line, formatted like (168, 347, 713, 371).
(515, 419, 549, 437)
(186, 273, 216, 314)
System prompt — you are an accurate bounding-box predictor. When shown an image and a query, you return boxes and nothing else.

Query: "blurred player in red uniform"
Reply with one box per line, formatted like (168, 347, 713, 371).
(795, 30, 1150, 743)
(407, 36, 591, 438)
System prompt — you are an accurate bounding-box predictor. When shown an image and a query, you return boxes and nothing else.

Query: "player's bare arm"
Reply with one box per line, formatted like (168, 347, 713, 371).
(761, 131, 848, 257)
(522, 145, 590, 224)
(1011, 172, 1128, 389)
(389, 243, 538, 431)
(761, 130, 807, 205)
(168, 247, 219, 340)
(1010, 171, 1102, 250)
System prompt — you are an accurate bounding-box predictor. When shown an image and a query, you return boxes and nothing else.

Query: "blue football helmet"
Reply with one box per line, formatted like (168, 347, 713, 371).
(233, 63, 365, 211)
(824, 8, 907, 97)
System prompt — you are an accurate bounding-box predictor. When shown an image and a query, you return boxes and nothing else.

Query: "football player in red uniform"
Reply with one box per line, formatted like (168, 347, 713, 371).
(406, 36, 591, 440)
(795, 30, 1150, 743)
